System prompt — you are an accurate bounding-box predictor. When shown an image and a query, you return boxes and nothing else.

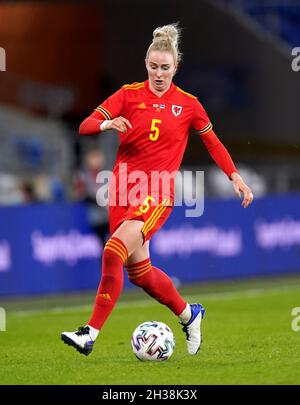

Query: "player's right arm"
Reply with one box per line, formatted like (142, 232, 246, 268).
(79, 87, 132, 135)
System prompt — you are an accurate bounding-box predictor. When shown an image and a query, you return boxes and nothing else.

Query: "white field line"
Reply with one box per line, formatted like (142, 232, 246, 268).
(8, 283, 300, 318)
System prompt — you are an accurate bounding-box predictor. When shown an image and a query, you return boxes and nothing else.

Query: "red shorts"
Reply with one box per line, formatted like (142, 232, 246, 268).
(109, 198, 173, 242)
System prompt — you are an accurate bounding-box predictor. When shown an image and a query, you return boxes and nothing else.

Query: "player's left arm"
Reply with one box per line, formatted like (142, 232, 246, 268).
(192, 100, 253, 208)
(201, 130, 253, 208)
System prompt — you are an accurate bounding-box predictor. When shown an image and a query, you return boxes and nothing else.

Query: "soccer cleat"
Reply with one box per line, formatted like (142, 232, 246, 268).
(61, 326, 95, 356)
(181, 303, 205, 355)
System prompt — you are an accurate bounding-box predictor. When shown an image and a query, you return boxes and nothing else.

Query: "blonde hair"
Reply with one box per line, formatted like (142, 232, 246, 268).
(146, 23, 182, 65)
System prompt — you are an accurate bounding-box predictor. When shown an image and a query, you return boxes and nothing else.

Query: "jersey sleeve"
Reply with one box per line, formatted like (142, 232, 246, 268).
(94, 87, 126, 120)
(201, 130, 238, 179)
(79, 87, 126, 135)
(191, 99, 213, 135)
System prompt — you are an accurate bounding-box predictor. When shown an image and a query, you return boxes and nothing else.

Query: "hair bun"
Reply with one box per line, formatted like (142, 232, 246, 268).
(146, 23, 182, 65)
(153, 24, 180, 47)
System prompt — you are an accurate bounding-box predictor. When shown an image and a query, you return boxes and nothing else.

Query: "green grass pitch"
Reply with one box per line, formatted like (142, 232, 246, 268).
(1, 275, 300, 385)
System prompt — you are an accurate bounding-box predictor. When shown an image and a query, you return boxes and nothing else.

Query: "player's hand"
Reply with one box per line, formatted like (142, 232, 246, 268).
(104, 116, 132, 133)
(231, 172, 254, 208)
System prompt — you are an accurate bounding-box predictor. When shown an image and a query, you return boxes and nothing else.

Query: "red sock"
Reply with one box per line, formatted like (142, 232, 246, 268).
(126, 258, 187, 316)
(88, 237, 127, 330)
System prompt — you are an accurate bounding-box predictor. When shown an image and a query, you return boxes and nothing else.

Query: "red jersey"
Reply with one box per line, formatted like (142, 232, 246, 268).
(93, 80, 213, 206)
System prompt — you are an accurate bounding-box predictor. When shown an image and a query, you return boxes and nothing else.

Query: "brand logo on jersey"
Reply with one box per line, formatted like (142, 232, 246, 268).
(138, 102, 147, 109)
(172, 104, 183, 117)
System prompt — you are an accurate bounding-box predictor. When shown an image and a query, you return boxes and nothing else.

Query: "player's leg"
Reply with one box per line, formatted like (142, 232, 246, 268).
(126, 244, 205, 355)
(61, 219, 144, 355)
(87, 219, 144, 328)
(126, 244, 187, 316)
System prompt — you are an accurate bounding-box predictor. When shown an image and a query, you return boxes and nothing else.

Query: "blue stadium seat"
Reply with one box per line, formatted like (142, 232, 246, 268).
(216, 0, 300, 47)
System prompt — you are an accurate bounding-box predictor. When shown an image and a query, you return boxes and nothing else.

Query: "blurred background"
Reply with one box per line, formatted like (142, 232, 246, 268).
(0, 0, 300, 298)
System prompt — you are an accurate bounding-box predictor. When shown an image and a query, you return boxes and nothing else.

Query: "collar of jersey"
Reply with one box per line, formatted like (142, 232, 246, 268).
(144, 79, 176, 99)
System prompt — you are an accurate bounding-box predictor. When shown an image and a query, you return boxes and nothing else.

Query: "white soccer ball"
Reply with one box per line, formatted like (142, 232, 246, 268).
(131, 321, 175, 361)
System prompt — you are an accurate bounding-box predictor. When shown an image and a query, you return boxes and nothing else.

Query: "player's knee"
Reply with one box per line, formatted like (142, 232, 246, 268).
(103, 237, 128, 267)
(126, 270, 154, 288)
(125, 258, 152, 287)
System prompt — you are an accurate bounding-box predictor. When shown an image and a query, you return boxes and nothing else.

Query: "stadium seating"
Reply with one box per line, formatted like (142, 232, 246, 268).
(215, 0, 300, 47)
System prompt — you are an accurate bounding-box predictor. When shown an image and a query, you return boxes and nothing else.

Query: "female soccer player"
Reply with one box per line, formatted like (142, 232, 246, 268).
(61, 24, 253, 356)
